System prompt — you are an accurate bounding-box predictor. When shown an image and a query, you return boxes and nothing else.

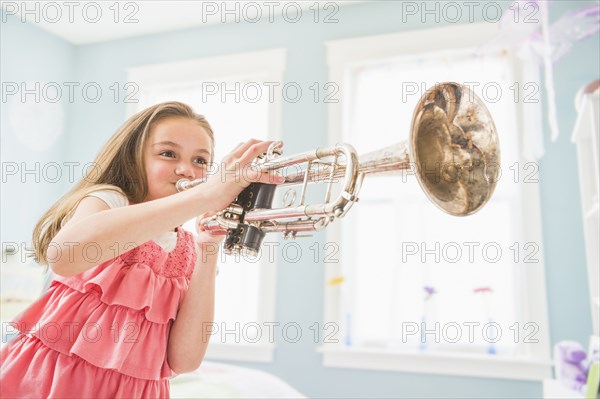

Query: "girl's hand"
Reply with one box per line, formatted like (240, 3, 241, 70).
(194, 212, 225, 246)
(201, 139, 284, 211)
(194, 212, 225, 263)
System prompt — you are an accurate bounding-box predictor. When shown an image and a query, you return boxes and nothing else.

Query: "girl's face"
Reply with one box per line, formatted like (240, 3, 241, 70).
(143, 117, 212, 202)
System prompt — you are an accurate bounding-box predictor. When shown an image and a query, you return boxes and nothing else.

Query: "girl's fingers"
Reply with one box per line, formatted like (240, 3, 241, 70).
(239, 141, 273, 164)
(195, 211, 219, 233)
(259, 172, 285, 184)
(231, 138, 262, 158)
(245, 169, 284, 185)
(217, 139, 282, 187)
(222, 139, 267, 166)
(221, 142, 246, 163)
(232, 141, 245, 153)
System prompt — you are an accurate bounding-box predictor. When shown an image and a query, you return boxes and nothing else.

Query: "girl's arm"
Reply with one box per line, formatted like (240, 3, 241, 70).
(166, 239, 219, 374)
(48, 185, 216, 277)
(48, 140, 281, 277)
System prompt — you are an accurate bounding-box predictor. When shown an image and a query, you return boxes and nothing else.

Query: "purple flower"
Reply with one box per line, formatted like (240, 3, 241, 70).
(423, 286, 437, 300)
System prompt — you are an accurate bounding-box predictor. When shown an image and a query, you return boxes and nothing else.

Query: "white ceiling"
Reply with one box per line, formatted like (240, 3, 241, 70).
(2, 0, 364, 45)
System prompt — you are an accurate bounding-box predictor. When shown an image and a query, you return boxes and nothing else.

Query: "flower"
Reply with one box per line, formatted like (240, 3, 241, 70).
(423, 286, 437, 301)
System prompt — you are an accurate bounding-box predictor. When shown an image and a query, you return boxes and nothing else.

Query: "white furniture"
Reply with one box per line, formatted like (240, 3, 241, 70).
(572, 81, 600, 338)
(543, 80, 600, 399)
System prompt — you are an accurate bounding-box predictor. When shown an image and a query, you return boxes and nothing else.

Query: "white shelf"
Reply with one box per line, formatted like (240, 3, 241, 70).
(573, 88, 599, 140)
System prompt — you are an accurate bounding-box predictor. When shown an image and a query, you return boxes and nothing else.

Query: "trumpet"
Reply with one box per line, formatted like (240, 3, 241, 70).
(177, 82, 500, 257)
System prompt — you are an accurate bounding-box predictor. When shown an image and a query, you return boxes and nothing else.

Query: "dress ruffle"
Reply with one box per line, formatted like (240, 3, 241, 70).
(1, 334, 169, 399)
(54, 257, 190, 324)
(9, 279, 174, 380)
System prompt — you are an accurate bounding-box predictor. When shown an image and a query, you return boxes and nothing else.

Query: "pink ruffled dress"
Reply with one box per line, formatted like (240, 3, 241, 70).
(0, 225, 197, 398)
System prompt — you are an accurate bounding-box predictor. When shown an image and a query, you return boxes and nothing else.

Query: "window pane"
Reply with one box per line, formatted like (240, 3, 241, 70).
(342, 52, 522, 355)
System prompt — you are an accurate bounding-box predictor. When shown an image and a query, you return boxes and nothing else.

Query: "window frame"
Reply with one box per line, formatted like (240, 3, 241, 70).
(127, 48, 286, 362)
(321, 23, 552, 381)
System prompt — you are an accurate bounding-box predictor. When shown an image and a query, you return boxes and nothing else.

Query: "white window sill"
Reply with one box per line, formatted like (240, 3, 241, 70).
(318, 345, 552, 381)
(205, 343, 275, 363)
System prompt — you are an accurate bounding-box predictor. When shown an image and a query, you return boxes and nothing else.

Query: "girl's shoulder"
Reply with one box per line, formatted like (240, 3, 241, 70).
(60, 184, 129, 230)
(85, 185, 129, 209)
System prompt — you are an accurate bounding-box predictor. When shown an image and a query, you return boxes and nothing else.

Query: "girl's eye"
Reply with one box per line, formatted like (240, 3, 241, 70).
(194, 157, 207, 165)
(160, 151, 176, 158)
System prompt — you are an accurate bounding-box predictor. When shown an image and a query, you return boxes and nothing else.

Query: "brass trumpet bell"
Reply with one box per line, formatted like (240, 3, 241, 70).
(410, 82, 500, 216)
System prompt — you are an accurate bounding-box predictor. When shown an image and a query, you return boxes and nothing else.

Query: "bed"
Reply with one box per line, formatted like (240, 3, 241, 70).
(170, 361, 306, 398)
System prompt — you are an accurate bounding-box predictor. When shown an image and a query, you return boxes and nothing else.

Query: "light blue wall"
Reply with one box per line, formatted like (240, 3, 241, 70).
(1, 1, 597, 397)
(1, 11, 75, 247)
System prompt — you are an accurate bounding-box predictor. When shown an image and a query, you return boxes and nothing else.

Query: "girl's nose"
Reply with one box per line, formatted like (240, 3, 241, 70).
(175, 162, 195, 179)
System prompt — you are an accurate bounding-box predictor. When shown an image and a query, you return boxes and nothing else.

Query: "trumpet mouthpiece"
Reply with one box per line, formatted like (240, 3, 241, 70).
(176, 178, 207, 192)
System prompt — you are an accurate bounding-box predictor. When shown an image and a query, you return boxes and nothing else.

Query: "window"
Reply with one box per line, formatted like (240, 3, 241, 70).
(128, 49, 285, 362)
(322, 24, 551, 380)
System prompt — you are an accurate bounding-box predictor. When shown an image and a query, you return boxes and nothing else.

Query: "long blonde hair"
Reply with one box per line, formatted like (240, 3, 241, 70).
(32, 101, 214, 265)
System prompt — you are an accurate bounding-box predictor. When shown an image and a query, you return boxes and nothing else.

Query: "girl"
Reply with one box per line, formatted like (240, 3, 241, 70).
(0, 101, 283, 398)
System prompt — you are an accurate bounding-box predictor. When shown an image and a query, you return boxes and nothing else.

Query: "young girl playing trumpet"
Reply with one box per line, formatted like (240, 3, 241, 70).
(0, 101, 283, 398)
